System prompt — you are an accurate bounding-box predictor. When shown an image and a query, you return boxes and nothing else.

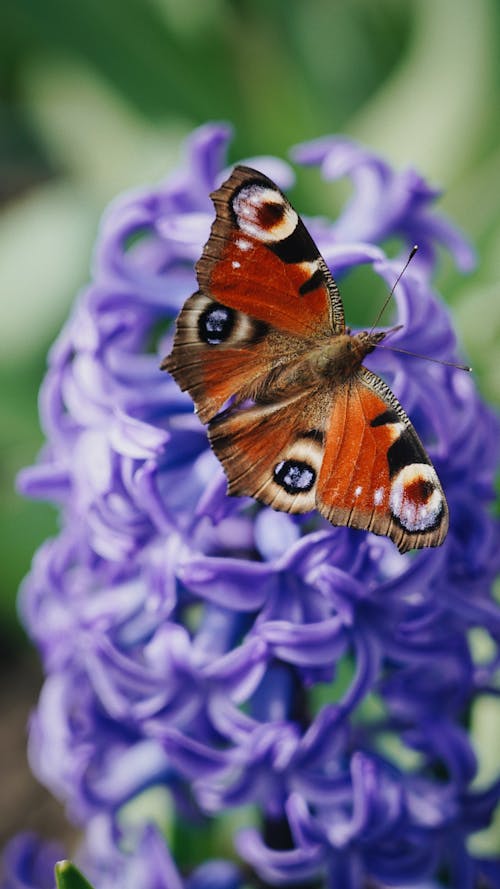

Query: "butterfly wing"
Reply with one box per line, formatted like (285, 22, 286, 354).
(316, 368, 449, 552)
(201, 165, 345, 336)
(163, 165, 344, 423)
(208, 388, 333, 515)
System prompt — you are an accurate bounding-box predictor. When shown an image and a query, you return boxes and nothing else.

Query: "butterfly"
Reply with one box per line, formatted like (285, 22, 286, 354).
(162, 165, 449, 553)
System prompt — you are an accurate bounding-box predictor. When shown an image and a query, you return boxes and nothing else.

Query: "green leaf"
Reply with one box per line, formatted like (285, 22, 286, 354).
(54, 861, 96, 889)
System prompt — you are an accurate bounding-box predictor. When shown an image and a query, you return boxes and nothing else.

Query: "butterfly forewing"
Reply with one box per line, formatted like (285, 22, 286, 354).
(316, 370, 449, 552)
(202, 165, 345, 336)
(163, 166, 345, 422)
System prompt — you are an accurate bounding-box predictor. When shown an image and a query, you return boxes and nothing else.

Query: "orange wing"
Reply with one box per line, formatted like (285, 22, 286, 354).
(316, 369, 449, 552)
(202, 165, 345, 337)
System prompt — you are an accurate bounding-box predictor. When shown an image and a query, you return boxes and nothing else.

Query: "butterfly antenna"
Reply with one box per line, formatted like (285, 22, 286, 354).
(369, 245, 419, 336)
(375, 342, 472, 372)
(370, 247, 472, 372)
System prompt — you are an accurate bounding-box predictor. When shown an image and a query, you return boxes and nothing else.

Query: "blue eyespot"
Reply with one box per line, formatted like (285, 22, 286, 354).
(274, 460, 316, 494)
(198, 303, 234, 345)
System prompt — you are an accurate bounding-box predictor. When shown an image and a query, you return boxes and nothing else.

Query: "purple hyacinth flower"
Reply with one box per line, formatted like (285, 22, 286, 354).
(293, 135, 476, 274)
(0, 825, 243, 889)
(0, 834, 63, 889)
(10, 123, 500, 888)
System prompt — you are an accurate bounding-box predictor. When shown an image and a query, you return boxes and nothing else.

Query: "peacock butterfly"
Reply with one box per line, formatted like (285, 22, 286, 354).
(162, 165, 449, 553)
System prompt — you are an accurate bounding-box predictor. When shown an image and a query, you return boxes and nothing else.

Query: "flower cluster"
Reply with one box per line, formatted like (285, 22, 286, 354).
(6, 124, 500, 888)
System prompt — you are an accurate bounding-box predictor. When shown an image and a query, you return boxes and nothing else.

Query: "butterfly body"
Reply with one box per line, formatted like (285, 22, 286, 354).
(308, 330, 386, 381)
(163, 165, 449, 553)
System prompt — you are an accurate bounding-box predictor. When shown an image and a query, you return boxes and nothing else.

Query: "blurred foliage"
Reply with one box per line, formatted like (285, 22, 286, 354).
(55, 861, 95, 889)
(1, 0, 500, 647)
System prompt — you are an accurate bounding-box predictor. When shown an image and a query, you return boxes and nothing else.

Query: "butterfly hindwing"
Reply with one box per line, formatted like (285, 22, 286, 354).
(208, 390, 331, 514)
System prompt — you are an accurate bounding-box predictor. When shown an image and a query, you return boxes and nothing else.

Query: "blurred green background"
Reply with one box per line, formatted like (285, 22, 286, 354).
(1, 0, 500, 654)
